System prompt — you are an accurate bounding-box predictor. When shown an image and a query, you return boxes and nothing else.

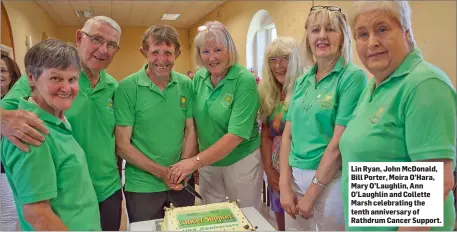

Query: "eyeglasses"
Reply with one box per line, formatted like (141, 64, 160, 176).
(269, 56, 288, 65)
(82, 31, 120, 52)
(197, 24, 225, 32)
(310, 6, 342, 13)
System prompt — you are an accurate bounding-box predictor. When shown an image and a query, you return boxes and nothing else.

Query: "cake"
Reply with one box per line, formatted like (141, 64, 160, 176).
(161, 200, 256, 231)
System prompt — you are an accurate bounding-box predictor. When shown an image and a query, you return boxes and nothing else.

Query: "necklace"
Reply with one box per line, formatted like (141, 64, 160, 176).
(28, 97, 39, 106)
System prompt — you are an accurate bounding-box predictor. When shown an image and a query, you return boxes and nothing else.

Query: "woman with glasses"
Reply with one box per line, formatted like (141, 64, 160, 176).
(279, 6, 367, 231)
(169, 21, 263, 210)
(340, 1, 455, 231)
(259, 37, 305, 231)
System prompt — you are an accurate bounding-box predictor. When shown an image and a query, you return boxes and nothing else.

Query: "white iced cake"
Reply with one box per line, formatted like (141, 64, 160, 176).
(160, 201, 256, 231)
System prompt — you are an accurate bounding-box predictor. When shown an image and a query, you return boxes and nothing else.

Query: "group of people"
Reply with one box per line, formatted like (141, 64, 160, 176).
(0, 1, 455, 231)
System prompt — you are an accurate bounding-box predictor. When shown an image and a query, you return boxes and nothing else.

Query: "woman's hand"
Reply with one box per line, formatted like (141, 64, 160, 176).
(280, 185, 298, 219)
(265, 167, 280, 193)
(296, 192, 317, 220)
(1, 109, 48, 152)
(168, 158, 199, 184)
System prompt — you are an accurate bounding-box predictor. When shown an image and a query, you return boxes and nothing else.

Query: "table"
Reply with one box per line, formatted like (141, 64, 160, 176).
(129, 207, 276, 231)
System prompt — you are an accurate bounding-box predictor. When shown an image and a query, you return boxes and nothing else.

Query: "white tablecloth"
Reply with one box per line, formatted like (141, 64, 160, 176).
(129, 207, 276, 231)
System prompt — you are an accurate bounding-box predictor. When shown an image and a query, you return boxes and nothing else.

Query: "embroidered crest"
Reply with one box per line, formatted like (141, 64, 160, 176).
(180, 96, 187, 108)
(370, 106, 385, 124)
(107, 98, 114, 112)
(320, 94, 334, 108)
(220, 93, 234, 107)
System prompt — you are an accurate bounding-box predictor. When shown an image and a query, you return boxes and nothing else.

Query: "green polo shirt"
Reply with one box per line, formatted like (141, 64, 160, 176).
(193, 63, 260, 167)
(1, 70, 121, 202)
(1, 98, 101, 231)
(286, 57, 367, 170)
(114, 65, 193, 193)
(339, 49, 456, 231)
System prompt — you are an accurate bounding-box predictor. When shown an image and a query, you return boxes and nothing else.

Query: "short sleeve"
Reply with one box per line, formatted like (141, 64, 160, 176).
(1, 75, 31, 110)
(335, 70, 368, 126)
(405, 79, 456, 162)
(185, 81, 193, 119)
(286, 75, 305, 121)
(228, 81, 260, 140)
(114, 81, 136, 126)
(4, 140, 57, 204)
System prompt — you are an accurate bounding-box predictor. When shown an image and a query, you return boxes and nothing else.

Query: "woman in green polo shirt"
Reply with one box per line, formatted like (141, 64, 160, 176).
(169, 21, 263, 210)
(278, 6, 367, 231)
(1, 39, 101, 230)
(340, 1, 456, 231)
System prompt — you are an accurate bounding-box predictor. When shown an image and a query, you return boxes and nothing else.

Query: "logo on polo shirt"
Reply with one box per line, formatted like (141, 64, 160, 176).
(180, 96, 187, 108)
(107, 98, 114, 113)
(220, 93, 233, 107)
(370, 106, 385, 124)
(320, 94, 334, 108)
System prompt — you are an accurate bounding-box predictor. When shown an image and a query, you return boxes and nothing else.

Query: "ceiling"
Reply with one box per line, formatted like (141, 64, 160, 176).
(31, 0, 226, 28)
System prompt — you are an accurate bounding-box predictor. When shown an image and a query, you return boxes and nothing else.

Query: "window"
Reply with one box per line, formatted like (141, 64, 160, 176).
(254, 24, 277, 79)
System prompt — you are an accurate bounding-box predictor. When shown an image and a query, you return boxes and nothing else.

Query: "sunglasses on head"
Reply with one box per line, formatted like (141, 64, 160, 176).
(197, 24, 225, 32)
(310, 6, 342, 13)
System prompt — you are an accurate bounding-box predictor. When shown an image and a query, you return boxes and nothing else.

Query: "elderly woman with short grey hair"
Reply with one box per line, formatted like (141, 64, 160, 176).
(339, 1, 456, 231)
(1, 39, 101, 230)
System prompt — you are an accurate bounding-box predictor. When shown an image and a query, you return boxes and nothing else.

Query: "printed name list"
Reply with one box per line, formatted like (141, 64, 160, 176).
(348, 162, 443, 227)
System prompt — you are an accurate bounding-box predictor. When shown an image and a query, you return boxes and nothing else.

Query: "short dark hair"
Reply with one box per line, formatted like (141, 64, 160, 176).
(141, 24, 181, 55)
(24, 39, 81, 79)
(1, 55, 21, 90)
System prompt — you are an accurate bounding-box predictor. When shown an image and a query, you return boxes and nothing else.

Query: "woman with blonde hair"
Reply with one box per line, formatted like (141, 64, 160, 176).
(340, 1, 455, 230)
(169, 21, 262, 210)
(259, 37, 304, 231)
(279, 6, 368, 231)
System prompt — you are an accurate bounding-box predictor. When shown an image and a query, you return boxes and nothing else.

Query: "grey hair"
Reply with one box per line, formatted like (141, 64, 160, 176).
(194, 21, 239, 69)
(82, 16, 121, 43)
(25, 39, 81, 79)
(349, 1, 416, 50)
(301, 8, 352, 68)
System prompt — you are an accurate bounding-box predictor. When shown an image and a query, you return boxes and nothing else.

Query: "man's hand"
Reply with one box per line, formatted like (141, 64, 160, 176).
(168, 158, 199, 184)
(1, 109, 48, 152)
(161, 167, 184, 191)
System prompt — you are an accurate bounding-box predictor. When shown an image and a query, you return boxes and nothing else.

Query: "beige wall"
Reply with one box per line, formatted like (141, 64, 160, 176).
(3, 1, 59, 72)
(5, 1, 455, 86)
(58, 26, 192, 81)
(190, 1, 456, 87)
(4, 1, 191, 81)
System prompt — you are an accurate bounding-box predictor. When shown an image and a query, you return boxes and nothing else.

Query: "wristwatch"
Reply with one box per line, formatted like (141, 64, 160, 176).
(312, 176, 327, 187)
(195, 155, 201, 167)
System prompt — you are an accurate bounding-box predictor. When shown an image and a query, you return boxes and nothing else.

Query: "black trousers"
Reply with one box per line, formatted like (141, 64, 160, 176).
(98, 189, 123, 231)
(125, 176, 196, 223)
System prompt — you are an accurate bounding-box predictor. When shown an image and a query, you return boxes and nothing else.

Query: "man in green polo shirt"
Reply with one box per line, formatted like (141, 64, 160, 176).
(2, 39, 100, 230)
(1, 16, 123, 231)
(114, 24, 197, 222)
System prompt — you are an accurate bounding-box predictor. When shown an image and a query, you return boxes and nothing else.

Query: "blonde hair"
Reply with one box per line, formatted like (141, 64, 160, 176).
(348, 1, 416, 50)
(193, 21, 239, 69)
(258, 37, 305, 122)
(301, 8, 352, 68)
